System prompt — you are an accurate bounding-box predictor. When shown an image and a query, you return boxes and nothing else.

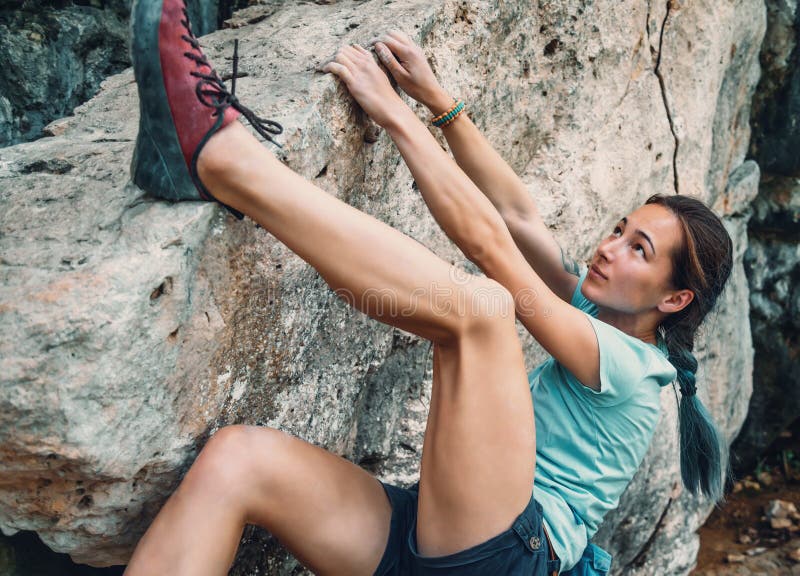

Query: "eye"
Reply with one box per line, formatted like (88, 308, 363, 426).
(633, 244, 646, 257)
(612, 226, 622, 236)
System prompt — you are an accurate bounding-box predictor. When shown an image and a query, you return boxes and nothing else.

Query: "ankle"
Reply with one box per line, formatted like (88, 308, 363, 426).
(196, 119, 244, 178)
(195, 119, 270, 214)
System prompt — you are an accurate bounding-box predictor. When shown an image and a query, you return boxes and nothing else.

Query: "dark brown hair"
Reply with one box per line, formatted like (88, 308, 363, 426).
(645, 193, 733, 502)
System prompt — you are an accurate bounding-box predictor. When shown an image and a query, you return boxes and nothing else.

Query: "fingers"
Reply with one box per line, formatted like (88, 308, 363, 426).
(340, 44, 378, 69)
(341, 45, 364, 63)
(322, 38, 410, 85)
(386, 29, 411, 43)
(321, 45, 369, 80)
(369, 29, 411, 47)
(352, 44, 372, 58)
(368, 34, 410, 60)
(321, 61, 353, 83)
(373, 42, 408, 78)
(323, 46, 357, 76)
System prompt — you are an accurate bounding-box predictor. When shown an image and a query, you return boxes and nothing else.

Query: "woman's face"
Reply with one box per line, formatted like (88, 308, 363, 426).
(581, 203, 687, 315)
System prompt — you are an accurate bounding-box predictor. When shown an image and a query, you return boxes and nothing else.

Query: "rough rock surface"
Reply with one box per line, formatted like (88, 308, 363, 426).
(0, 0, 765, 573)
(749, 0, 800, 176)
(0, 0, 226, 147)
(730, 0, 800, 475)
(732, 176, 800, 473)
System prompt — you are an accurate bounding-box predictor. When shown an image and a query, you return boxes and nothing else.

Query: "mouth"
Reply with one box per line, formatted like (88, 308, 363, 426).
(590, 264, 608, 280)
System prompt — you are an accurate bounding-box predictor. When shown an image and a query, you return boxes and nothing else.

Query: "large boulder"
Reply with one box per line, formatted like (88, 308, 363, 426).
(0, 0, 764, 573)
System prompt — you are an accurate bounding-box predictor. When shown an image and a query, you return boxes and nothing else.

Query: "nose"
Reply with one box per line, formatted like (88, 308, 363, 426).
(597, 237, 616, 262)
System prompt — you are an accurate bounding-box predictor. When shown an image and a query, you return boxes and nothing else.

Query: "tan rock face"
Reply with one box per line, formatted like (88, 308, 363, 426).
(0, 0, 764, 573)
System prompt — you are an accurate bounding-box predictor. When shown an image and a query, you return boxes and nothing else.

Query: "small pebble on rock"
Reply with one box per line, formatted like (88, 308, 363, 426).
(757, 471, 773, 486)
(743, 479, 762, 491)
(726, 553, 746, 563)
(771, 517, 793, 530)
(766, 499, 797, 519)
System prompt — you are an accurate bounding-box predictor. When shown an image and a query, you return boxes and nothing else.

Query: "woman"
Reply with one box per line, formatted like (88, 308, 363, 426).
(124, 1, 733, 574)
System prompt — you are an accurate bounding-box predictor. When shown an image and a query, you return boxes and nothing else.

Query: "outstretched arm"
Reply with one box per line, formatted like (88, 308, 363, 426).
(322, 43, 600, 390)
(371, 31, 581, 302)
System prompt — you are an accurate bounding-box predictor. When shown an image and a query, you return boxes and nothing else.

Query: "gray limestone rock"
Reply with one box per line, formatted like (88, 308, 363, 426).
(0, 0, 765, 573)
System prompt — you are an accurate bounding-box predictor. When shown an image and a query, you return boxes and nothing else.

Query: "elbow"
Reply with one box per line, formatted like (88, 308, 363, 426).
(460, 217, 515, 272)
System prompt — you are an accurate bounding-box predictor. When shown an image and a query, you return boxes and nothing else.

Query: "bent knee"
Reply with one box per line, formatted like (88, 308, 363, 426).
(188, 425, 287, 490)
(456, 277, 516, 337)
(201, 425, 257, 460)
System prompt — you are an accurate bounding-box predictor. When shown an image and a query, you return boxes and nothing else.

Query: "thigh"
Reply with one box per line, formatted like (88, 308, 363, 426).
(415, 319, 536, 558)
(235, 426, 393, 576)
(410, 493, 553, 576)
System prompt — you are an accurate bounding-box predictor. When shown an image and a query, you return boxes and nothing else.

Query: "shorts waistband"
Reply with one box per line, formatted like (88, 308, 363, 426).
(510, 496, 561, 575)
(542, 523, 561, 576)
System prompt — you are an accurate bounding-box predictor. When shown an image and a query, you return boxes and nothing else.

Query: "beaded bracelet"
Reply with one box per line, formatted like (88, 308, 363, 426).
(432, 100, 466, 128)
(431, 100, 460, 123)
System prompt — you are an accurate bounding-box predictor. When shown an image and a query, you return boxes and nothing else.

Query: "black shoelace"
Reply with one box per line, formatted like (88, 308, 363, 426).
(180, 8, 283, 146)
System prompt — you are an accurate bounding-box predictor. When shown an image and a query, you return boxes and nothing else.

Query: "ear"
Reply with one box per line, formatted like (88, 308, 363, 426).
(657, 288, 694, 314)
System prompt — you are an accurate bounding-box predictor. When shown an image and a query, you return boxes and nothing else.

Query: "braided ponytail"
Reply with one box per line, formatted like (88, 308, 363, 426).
(664, 327, 724, 501)
(646, 194, 733, 503)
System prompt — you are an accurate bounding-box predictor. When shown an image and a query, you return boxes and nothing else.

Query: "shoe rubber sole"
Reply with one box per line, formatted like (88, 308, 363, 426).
(130, 0, 200, 203)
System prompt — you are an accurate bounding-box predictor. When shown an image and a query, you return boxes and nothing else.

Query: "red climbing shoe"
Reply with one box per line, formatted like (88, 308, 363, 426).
(130, 0, 282, 218)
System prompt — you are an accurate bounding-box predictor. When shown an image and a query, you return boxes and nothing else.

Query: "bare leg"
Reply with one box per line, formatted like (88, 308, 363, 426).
(416, 317, 535, 556)
(201, 121, 537, 552)
(197, 121, 479, 345)
(125, 426, 393, 576)
(203, 122, 535, 555)
(125, 328, 534, 574)
(126, 121, 536, 573)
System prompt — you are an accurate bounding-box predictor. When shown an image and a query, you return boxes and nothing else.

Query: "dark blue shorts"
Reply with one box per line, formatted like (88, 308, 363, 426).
(374, 482, 561, 576)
